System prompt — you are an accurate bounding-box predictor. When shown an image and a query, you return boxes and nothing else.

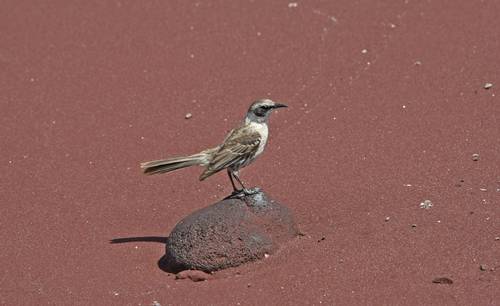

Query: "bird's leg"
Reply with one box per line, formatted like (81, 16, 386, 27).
(227, 169, 240, 193)
(232, 171, 258, 195)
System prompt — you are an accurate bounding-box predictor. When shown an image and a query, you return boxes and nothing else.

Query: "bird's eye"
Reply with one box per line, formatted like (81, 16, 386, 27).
(254, 106, 267, 117)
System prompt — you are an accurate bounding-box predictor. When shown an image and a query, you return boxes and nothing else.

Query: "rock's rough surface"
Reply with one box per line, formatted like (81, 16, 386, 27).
(163, 190, 298, 272)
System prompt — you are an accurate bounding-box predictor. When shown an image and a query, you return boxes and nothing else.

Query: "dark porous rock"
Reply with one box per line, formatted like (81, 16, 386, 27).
(161, 189, 298, 272)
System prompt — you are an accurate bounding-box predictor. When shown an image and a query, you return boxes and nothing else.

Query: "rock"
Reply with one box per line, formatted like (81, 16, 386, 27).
(419, 199, 433, 209)
(161, 190, 298, 272)
(175, 270, 212, 282)
(432, 277, 453, 284)
(484, 83, 493, 90)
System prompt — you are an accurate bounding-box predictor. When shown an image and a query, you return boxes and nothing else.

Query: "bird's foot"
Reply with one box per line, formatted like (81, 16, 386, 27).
(243, 187, 261, 195)
(229, 187, 261, 198)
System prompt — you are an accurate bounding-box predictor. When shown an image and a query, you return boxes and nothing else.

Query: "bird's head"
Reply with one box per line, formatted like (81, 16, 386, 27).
(246, 99, 287, 123)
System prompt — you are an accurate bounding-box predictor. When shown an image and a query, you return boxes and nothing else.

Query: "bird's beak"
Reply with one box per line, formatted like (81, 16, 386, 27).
(273, 102, 288, 108)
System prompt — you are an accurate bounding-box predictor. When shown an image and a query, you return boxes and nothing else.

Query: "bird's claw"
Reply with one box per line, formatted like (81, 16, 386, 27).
(230, 187, 260, 198)
(243, 187, 260, 195)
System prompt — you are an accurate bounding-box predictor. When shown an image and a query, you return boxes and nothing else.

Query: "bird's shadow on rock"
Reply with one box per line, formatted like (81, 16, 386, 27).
(109, 236, 181, 273)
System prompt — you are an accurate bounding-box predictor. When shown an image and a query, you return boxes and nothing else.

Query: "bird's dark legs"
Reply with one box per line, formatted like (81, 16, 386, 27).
(227, 169, 258, 196)
(232, 171, 258, 195)
(227, 169, 239, 192)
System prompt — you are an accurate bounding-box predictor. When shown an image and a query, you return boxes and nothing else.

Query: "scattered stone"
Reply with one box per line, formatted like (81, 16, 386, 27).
(384, 216, 390, 222)
(484, 83, 493, 90)
(420, 200, 433, 209)
(361, 49, 368, 54)
(175, 270, 212, 282)
(414, 60, 422, 66)
(185, 113, 192, 119)
(318, 236, 326, 242)
(495, 237, 500, 241)
(480, 264, 488, 271)
(479, 188, 487, 192)
(152, 301, 161, 306)
(411, 224, 417, 228)
(288, 2, 298, 8)
(432, 277, 453, 284)
(472, 153, 480, 161)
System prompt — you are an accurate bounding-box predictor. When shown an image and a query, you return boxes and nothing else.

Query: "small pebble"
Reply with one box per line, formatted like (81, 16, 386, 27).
(185, 113, 193, 119)
(432, 277, 453, 284)
(384, 216, 390, 222)
(420, 200, 433, 209)
(479, 264, 487, 271)
(175, 270, 211, 282)
(484, 83, 493, 89)
(472, 153, 480, 161)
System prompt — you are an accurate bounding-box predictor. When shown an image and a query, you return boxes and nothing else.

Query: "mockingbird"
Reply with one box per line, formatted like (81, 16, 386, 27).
(140, 99, 287, 195)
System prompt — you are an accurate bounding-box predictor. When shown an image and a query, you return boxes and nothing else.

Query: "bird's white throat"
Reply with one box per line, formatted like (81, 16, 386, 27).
(247, 121, 269, 157)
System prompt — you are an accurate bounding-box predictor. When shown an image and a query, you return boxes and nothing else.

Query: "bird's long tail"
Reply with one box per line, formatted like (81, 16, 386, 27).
(140, 152, 208, 175)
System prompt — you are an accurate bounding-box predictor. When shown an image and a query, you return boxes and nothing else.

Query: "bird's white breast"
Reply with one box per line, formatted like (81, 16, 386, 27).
(248, 121, 268, 157)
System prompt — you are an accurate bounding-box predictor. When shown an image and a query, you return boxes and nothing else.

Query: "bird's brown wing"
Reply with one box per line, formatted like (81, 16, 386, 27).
(199, 125, 261, 180)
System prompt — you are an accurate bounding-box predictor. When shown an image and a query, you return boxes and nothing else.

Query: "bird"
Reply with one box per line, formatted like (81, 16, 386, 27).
(140, 99, 287, 195)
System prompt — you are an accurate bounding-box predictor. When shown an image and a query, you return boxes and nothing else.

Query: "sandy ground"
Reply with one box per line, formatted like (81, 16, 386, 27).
(1, 1, 499, 305)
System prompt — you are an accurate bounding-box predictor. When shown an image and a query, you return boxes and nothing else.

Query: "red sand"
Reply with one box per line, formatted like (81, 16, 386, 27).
(1, 1, 499, 305)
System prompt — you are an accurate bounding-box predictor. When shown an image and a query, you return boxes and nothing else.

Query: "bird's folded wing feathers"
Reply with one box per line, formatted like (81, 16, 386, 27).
(199, 126, 261, 179)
